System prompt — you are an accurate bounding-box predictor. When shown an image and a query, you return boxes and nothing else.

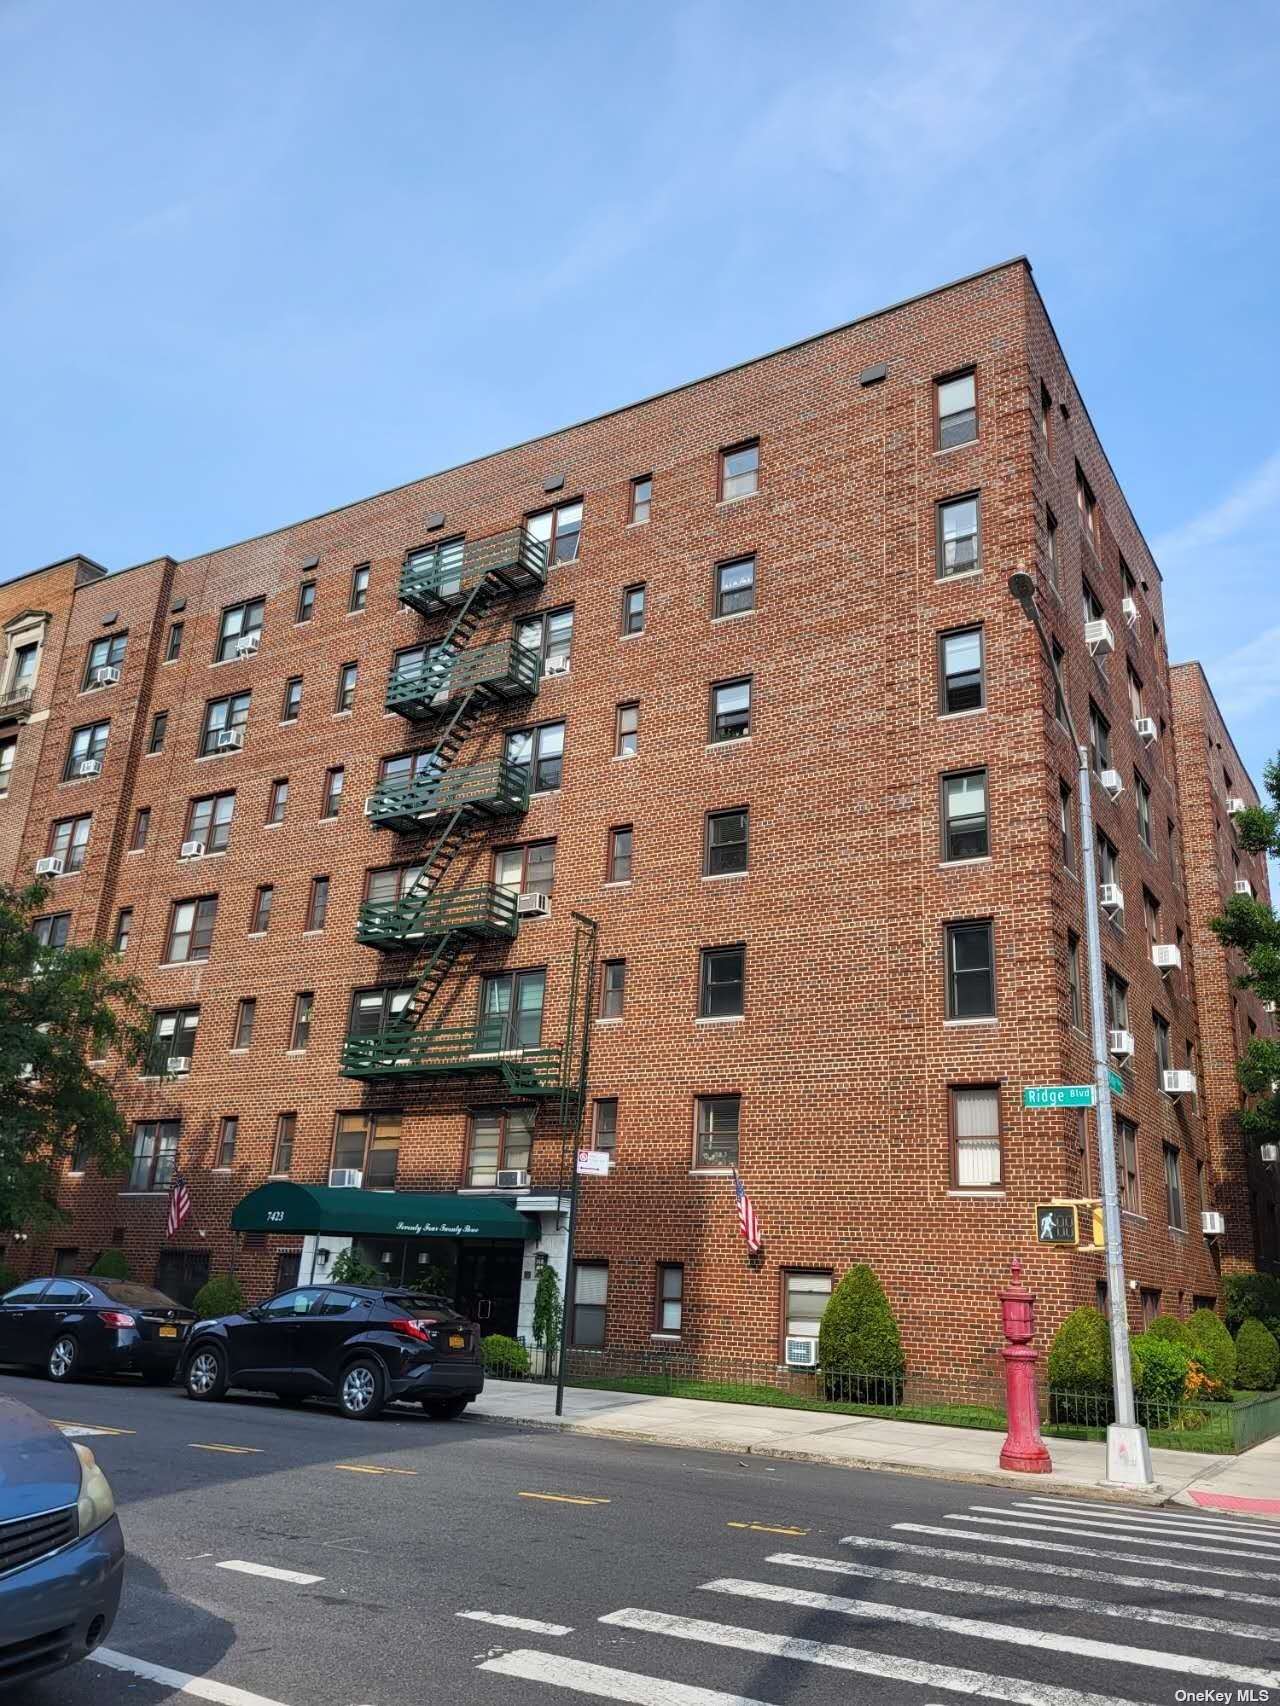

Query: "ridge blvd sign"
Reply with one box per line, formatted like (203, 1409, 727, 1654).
(1023, 1084, 1096, 1110)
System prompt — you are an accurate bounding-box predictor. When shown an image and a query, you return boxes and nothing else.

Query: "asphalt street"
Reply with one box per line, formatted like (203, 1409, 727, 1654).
(9, 1368, 1280, 1706)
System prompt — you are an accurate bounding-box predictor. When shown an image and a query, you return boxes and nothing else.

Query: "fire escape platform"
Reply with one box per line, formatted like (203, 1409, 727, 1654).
(399, 526, 547, 615)
(339, 1026, 563, 1092)
(356, 883, 519, 949)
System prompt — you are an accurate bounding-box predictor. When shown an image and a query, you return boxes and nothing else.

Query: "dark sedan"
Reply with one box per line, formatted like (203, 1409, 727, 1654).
(181, 1283, 484, 1419)
(0, 1277, 194, 1385)
(0, 1395, 123, 1687)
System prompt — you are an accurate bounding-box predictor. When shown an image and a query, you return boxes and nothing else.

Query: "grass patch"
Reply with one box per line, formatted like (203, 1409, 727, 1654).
(567, 1373, 1005, 1431)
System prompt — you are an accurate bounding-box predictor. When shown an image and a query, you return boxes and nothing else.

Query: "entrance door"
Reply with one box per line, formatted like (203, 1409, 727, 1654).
(455, 1242, 524, 1339)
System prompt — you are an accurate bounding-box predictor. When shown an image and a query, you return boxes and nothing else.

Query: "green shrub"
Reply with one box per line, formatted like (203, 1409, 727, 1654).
(818, 1265, 906, 1381)
(1186, 1309, 1237, 1389)
(1131, 1331, 1191, 1418)
(330, 1249, 384, 1287)
(1047, 1306, 1113, 1394)
(1224, 1272, 1280, 1333)
(192, 1275, 248, 1321)
(0, 1265, 19, 1297)
(531, 1264, 563, 1351)
(481, 1334, 530, 1378)
(1146, 1314, 1193, 1348)
(1235, 1317, 1280, 1391)
(90, 1248, 131, 1281)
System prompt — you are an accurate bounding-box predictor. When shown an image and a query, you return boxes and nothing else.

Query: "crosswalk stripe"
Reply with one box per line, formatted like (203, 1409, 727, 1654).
(766, 1550, 1280, 1642)
(1017, 1498, 1280, 1540)
(700, 1577, 1280, 1688)
(458, 1611, 573, 1636)
(842, 1529, 1280, 1611)
(599, 1608, 1135, 1706)
(897, 1522, 1280, 1587)
(1006, 1500, 1280, 1546)
(953, 1509, 1280, 1564)
(481, 1648, 774, 1706)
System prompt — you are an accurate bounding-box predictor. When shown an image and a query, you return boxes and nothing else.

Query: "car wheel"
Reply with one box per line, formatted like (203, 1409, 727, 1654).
(338, 1357, 386, 1420)
(422, 1394, 471, 1421)
(47, 1335, 80, 1383)
(185, 1345, 228, 1402)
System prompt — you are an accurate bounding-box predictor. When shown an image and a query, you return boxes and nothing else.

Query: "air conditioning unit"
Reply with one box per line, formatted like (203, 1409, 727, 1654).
(1259, 1144, 1280, 1165)
(329, 1168, 363, 1189)
(785, 1337, 818, 1368)
(516, 891, 551, 918)
(234, 632, 260, 656)
(1162, 1069, 1197, 1096)
(1151, 944, 1182, 973)
(363, 795, 379, 817)
(216, 728, 244, 750)
(1099, 882, 1125, 914)
(1121, 595, 1139, 628)
(89, 665, 120, 687)
(1201, 1210, 1226, 1237)
(179, 840, 206, 859)
(77, 758, 102, 777)
(1235, 879, 1254, 898)
(430, 685, 451, 707)
(1099, 768, 1124, 800)
(1133, 716, 1158, 745)
(1264, 1001, 1278, 1016)
(166, 1056, 191, 1074)
(1226, 797, 1247, 816)
(1085, 618, 1115, 657)
(543, 657, 571, 678)
(35, 856, 64, 877)
(495, 1169, 530, 1189)
(1108, 1029, 1135, 1060)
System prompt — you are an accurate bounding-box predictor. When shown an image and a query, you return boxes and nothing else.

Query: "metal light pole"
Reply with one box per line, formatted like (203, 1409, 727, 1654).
(1007, 572, 1153, 1488)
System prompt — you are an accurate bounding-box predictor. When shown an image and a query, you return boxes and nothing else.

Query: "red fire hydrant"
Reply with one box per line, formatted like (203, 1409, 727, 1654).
(998, 1258, 1052, 1474)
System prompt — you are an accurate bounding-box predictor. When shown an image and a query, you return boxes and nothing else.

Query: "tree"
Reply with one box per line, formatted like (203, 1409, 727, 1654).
(531, 1263, 562, 1352)
(329, 1248, 384, 1287)
(817, 1265, 906, 1380)
(0, 881, 149, 1232)
(90, 1248, 131, 1281)
(1207, 754, 1280, 1150)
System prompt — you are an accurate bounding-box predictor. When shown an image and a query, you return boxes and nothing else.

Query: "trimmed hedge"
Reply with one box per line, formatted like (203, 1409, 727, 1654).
(90, 1249, 131, 1281)
(1047, 1306, 1113, 1395)
(481, 1334, 530, 1377)
(1131, 1331, 1191, 1408)
(1186, 1309, 1237, 1389)
(1146, 1315, 1193, 1349)
(817, 1265, 905, 1378)
(193, 1275, 248, 1321)
(1235, 1317, 1280, 1391)
(1224, 1272, 1280, 1334)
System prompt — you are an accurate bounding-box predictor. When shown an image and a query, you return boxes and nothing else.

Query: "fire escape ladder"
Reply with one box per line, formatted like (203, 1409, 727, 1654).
(395, 930, 466, 1036)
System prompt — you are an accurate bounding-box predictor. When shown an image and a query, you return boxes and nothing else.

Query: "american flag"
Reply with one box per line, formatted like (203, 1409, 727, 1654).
(166, 1176, 192, 1239)
(732, 1169, 762, 1253)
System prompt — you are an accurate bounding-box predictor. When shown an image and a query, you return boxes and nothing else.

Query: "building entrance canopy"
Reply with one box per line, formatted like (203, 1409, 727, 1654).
(231, 1181, 537, 1241)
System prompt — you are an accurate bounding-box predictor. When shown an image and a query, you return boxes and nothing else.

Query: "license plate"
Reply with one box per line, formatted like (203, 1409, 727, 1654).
(448, 1334, 465, 1349)
(159, 1326, 179, 1339)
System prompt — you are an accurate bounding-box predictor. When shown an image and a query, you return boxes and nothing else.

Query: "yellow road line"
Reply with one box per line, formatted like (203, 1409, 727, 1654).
(190, 1443, 263, 1455)
(727, 1521, 810, 1536)
(52, 1422, 136, 1436)
(333, 1463, 418, 1476)
(518, 1492, 611, 1507)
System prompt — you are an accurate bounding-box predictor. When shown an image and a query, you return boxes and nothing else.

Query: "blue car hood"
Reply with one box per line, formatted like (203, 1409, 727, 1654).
(0, 1396, 81, 1519)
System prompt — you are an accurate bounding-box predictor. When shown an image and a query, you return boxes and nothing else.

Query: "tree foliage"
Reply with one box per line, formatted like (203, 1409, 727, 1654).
(1235, 1317, 1280, 1391)
(1185, 1308, 1237, 1389)
(193, 1274, 248, 1320)
(0, 881, 149, 1232)
(90, 1248, 131, 1281)
(817, 1264, 906, 1377)
(531, 1263, 563, 1351)
(330, 1248, 384, 1287)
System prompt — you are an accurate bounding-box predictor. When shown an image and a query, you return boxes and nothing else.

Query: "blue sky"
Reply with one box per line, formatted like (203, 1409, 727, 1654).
(2, 1, 1277, 786)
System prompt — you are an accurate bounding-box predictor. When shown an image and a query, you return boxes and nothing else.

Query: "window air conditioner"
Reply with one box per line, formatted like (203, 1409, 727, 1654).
(1133, 716, 1158, 745)
(543, 657, 571, 678)
(1151, 944, 1182, 973)
(1226, 797, 1247, 816)
(1099, 882, 1125, 914)
(329, 1168, 363, 1189)
(35, 856, 64, 877)
(1121, 596, 1138, 627)
(516, 891, 551, 918)
(1264, 1000, 1278, 1016)
(234, 632, 260, 656)
(216, 728, 244, 750)
(1162, 1069, 1197, 1096)
(363, 795, 380, 817)
(430, 685, 451, 706)
(166, 1056, 191, 1074)
(1108, 1029, 1135, 1060)
(785, 1337, 818, 1368)
(90, 665, 120, 687)
(1235, 879, 1254, 898)
(495, 1169, 530, 1189)
(1258, 1143, 1280, 1165)
(1099, 768, 1124, 801)
(1084, 618, 1115, 657)
(1201, 1210, 1225, 1237)
(179, 840, 206, 859)
(77, 758, 102, 777)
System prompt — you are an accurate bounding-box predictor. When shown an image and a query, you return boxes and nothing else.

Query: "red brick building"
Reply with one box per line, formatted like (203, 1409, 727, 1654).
(4, 258, 1265, 1385)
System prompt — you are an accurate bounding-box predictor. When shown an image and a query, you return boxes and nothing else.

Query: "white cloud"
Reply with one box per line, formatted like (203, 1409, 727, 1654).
(1155, 447, 1280, 563)
(1206, 624, 1280, 722)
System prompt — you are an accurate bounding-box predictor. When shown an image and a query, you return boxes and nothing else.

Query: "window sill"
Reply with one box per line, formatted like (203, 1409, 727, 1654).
(595, 1017, 624, 1027)
(158, 960, 207, 971)
(707, 737, 752, 751)
(934, 438, 980, 457)
(602, 880, 632, 890)
(611, 753, 638, 763)
(702, 870, 748, 882)
(178, 850, 226, 861)
(117, 1191, 167, 1198)
(332, 709, 353, 719)
(650, 1332, 682, 1342)
(689, 1167, 735, 1178)
(619, 631, 645, 642)
(247, 931, 268, 940)
(195, 750, 242, 763)
(302, 929, 325, 937)
(940, 856, 991, 869)
(530, 789, 561, 801)
(211, 1167, 233, 1174)
(66, 1169, 84, 1178)
(936, 567, 981, 584)
(286, 1049, 308, 1057)
(716, 493, 759, 510)
(938, 708, 986, 721)
(125, 848, 146, 856)
(947, 1189, 1005, 1198)
(264, 821, 283, 830)
(143, 749, 164, 759)
(712, 609, 755, 625)
(229, 1047, 249, 1055)
(695, 1015, 744, 1025)
(944, 1018, 998, 1027)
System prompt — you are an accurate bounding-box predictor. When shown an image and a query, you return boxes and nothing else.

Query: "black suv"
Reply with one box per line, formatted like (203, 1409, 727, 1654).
(180, 1284, 484, 1419)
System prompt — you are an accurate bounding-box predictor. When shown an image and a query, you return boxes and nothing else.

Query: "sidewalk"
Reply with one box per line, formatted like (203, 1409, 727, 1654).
(474, 1379, 1276, 1509)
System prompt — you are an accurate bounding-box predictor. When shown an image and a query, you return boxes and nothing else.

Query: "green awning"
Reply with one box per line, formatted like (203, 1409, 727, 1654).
(231, 1181, 537, 1241)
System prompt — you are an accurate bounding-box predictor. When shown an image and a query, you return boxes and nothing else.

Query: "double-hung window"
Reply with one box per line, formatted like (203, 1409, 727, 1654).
(1067, 932, 1083, 1029)
(148, 711, 168, 754)
(1098, 832, 1119, 895)
(281, 677, 302, 721)
(322, 766, 344, 818)
(1105, 970, 1129, 1035)
(332, 1112, 401, 1189)
(945, 921, 995, 1019)
(938, 494, 979, 576)
(715, 556, 755, 616)
(1164, 1144, 1185, 1231)
(1135, 773, 1152, 848)
(942, 770, 988, 861)
(48, 815, 92, 873)
(128, 1119, 180, 1190)
(233, 998, 256, 1049)
(467, 1109, 534, 1187)
(267, 779, 289, 824)
(1154, 1011, 1172, 1087)
(695, 1095, 740, 1169)
(710, 678, 751, 743)
(699, 946, 745, 1018)
(187, 792, 235, 853)
(515, 607, 573, 673)
(348, 986, 413, 1037)
(349, 564, 369, 612)
(32, 913, 71, 949)
(335, 662, 358, 712)
(216, 598, 264, 663)
(950, 1085, 1001, 1187)
(250, 885, 273, 933)
(592, 1099, 618, 1150)
(630, 476, 652, 524)
(201, 692, 250, 756)
(1088, 702, 1111, 775)
(656, 1264, 683, 1333)
(306, 876, 330, 931)
(295, 581, 316, 622)
(622, 584, 646, 635)
(291, 993, 314, 1051)
(64, 722, 109, 779)
(84, 632, 126, 687)
(0, 739, 14, 794)
(598, 960, 626, 1020)
(607, 826, 632, 883)
(273, 1114, 296, 1175)
(615, 702, 639, 757)
(571, 1262, 608, 1348)
(146, 1009, 198, 1077)
(527, 500, 582, 565)
(493, 841, 555, 899)
(719, 441, 759, 501)
(939, 628, 983, 713)
(1076, 464, 1100, 552)
(705, 807, 748, 875)
(1117, 1118, 1140, 1211)
(505, 722, 564, 793)
(936, 371, 977, 448)
(166, 896, 218, 964)
(477, 970, 546, 1052)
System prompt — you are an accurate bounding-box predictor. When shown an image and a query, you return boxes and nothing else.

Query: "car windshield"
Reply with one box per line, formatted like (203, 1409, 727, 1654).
(93, 1281, 187, 1309)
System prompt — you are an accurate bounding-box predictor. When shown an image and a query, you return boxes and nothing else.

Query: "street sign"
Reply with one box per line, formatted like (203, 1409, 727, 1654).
(1023, 1085, 1096, 1110)
(576, 1149, 611, 1177)
(1109, 1069, 1125, 1098)
(1035, 1204, 1079, 1244)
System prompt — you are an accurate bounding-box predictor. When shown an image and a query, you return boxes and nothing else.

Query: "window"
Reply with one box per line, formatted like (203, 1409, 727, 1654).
(622, 584, 646, 635)
(937, 494, 980, 577)
(217, 1117, 238, 1168)
(250, 885, 273, 934)
(939, 627, 983, 714)
(130, 807, 151, 852)
(1097, 832, 1119, 893)
(305, 876, 330, 931)
(592, 1099, 617, 1151)
(322, 766, 344, 819)
(291, 992, 314, 1051)
(81, 632, 126, 688)
(571, 1262, 608, 1348)
(378, 749, 440, 788)
(515, 607, 573, 673)
(127, 1120, 180, 1191)
(1067, 932, 1083, 1029)
(216, 598, 265, 663)
(1143, 887, 1160, 950)
(607, 826, 633, 883)
(1076, 463, 1100, 551)
(295, 580, 316, 623)
(233, 998, 256, 1049)
(705, 807, 748, 875)
(147, 711, 168, 754)
(466, 1108, 534, 1187)
(1105, 969, 1129, 1034)
(32, 913, 71, 949)
(1088, 702, 1111, 774)
(1164, 1144, 1185, 1231)
(267, 778, 289, 825)
(200, 692, 250, 756)
(950, 1085, 1001, 1188)
(145, 1008, 198, 1077)
(656, 1264, 683, 1333)
(945, 921, 995, 1020)
(941, 770, 988, 861)
(1141, 1287, 1162, 1329)
(936, 371, 977, 448)
(505, 721, 565, 793)
(332, 1111, 402, 1189)
(1051, 639, 1067, 727)
(710, 677, 751, 743)
(478, 969, 546, 1051)
(598, 960, 626, 1020)
(719, 441, 759, 502)
(695, 1094, 739, 1169)
(166, 896, 218, 964)
(281, 677, 302, 722)
(527, 499, 582, 565)
(273, 1113, 296, 1175)
(64, 721, 109, 779)
(1045, 506, 1059, 589)
(615, 702, 639, 758)
(492, 840, 555, 900)
(784, 1272, 831, 1350)
(1135, 773, 1152, 849)
(187, 792, 235, 854)
(700, 945, 745, 1019)
(165, 621, 183, 662)
(1040, 382, 1052, 451)
(1082, 579, 1104, 627)
(1127, 664, 1144, 723)
(113, 908, 132, 954)
(1154, 1011, 1172, 1085)
(48, 815, 92, 873)
(349, 564, 369, 612)
(1117, 1118, 1140, 1211)
(630, 475, 652, 524)
(1060, 782, 1074, 870)
(335, 662, 358, 713)
(0, 738, 14, 795)
(715, 556, 756, 617)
